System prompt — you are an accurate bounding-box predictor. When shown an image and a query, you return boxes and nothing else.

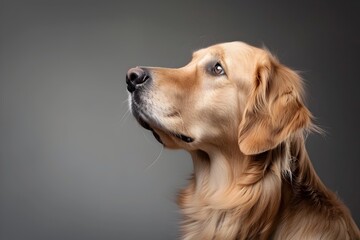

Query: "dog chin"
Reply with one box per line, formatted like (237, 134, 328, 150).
(134, 113, 194, 145)
(130, 101, 194, 144)
(137, 116, 164, 144)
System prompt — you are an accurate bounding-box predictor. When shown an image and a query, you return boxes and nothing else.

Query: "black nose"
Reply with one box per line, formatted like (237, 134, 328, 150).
(126, 67, 149, 93)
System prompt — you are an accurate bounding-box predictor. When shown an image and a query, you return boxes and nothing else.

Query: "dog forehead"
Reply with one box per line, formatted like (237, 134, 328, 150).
(192, 41, 258, 64)
(214, 41, 253, 51)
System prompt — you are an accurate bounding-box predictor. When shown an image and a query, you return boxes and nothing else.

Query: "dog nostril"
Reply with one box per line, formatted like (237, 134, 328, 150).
(126, 67, 150, 90)
(129, 72, 139, 82)
(142, 75, 149, 82)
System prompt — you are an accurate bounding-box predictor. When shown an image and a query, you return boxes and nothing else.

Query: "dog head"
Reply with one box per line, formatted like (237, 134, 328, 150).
(127, 42, 311, 154)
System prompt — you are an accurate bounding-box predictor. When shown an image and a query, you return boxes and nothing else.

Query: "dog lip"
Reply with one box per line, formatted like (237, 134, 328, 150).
(135, 115, 163, 144)
(152, 130, 163, 144)
(172, 133, 194, 143)
(137, 115, 152, 130)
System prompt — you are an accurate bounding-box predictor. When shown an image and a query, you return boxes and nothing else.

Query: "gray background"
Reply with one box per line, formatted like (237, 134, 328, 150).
(0, 0, 359, 239)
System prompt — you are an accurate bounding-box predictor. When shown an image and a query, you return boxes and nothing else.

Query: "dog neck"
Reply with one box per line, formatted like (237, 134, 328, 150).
(177, 132, 323, 239)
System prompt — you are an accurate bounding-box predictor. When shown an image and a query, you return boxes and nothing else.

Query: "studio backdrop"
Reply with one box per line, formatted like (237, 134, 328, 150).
(0, 1, 359, 239)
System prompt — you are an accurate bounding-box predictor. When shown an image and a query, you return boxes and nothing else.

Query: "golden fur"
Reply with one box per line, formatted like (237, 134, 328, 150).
(128, 41, 359, 239)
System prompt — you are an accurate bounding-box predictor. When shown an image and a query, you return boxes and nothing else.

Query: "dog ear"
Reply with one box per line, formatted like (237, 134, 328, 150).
(238, 52, 312, 155)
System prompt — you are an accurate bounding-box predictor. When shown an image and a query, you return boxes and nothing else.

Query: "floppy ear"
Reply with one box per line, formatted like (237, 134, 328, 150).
(238, 52, 312, 155)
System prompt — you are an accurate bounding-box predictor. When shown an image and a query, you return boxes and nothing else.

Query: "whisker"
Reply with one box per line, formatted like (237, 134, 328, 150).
(145, 145, 164, 171)
(142, 131, 155, 143)
(119, 109, 131, 125)
(121, 97, 130, 105)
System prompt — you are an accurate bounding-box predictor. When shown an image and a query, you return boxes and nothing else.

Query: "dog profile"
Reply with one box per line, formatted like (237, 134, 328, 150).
(126, 41, 359, 239)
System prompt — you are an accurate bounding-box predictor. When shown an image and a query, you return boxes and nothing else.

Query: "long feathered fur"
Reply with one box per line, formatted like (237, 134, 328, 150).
(177, 49, 359, 239)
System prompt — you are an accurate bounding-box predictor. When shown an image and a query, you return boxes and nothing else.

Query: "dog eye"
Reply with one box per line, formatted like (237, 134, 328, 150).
(212, 63, 225, 76)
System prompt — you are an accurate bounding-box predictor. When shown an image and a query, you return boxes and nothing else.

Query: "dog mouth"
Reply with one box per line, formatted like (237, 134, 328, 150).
(136, 116, 164, 144)
(134, 109, 194, 144)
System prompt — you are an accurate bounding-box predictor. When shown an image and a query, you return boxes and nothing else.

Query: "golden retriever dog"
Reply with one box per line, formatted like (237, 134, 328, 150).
(126, 41, 359, 239)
